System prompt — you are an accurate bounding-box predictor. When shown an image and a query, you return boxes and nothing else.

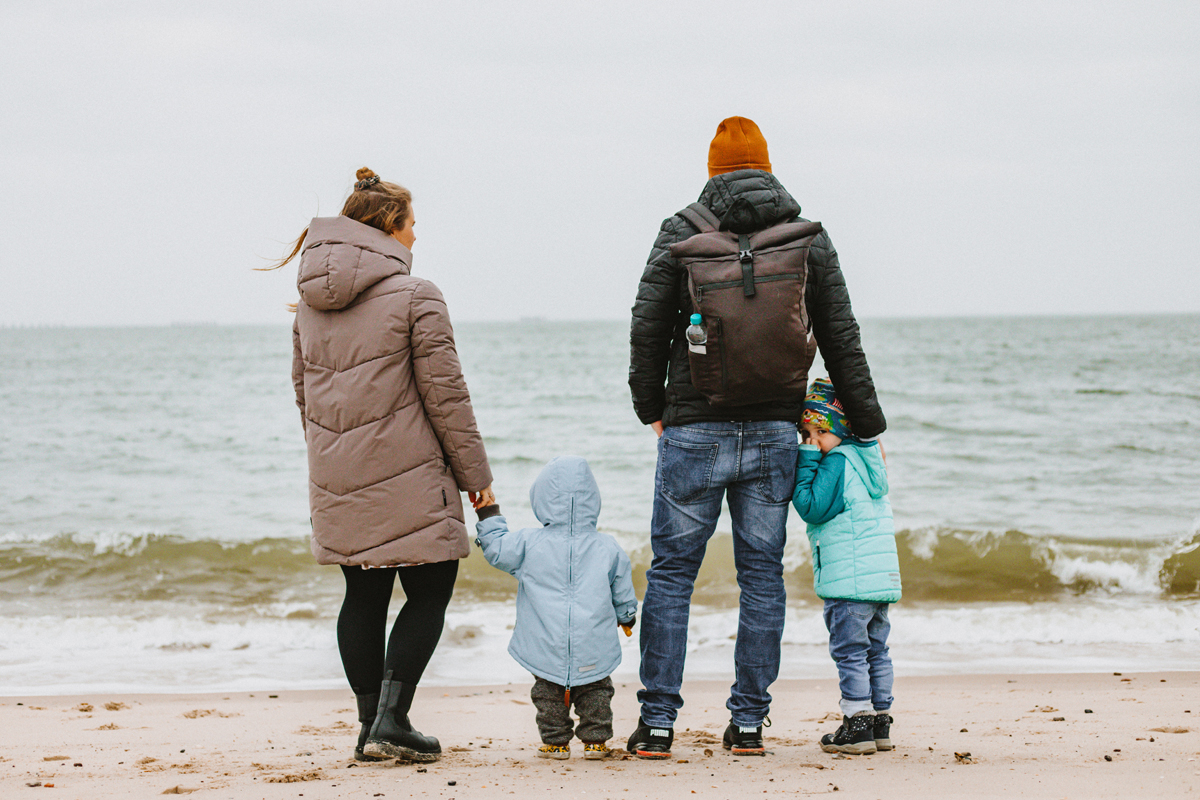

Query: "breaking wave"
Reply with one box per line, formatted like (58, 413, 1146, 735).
(3, 526, 1199, 611)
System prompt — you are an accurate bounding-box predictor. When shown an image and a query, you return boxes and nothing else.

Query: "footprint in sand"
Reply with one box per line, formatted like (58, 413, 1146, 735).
(265, 770, 324, 783)
(182, 709, 239, 719)
(295, 721, 353, 735)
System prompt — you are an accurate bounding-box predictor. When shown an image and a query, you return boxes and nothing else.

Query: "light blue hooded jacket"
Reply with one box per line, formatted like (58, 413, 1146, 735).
(474, 456, 638, 687)
(792, 440, 902, 603)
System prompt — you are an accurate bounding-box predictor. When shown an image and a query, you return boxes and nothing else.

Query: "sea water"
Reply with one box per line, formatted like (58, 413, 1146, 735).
(1, 316, 1197, 693)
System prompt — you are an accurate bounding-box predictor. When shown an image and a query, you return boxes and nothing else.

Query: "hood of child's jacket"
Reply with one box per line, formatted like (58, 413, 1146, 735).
(296, 216, 412, 311)
(842, 444, 889, 499)
(529, 456, 601, 530)
(698, 170, 802, 231)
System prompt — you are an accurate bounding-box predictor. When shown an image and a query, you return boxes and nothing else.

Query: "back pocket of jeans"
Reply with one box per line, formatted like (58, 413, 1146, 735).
(755, 442, 800, 504)
(659, 438, 718, 504)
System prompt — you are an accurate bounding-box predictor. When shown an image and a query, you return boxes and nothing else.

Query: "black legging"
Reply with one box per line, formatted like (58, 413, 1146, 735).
(337, 560, 458, 695)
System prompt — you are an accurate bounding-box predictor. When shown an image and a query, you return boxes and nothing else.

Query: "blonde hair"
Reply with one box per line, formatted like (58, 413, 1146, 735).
(260, 167, 413, 273)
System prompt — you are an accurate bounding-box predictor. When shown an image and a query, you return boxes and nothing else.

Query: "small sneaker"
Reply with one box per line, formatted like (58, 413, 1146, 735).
(873, 713, 893, 751)
(820, 712, 877, 755)
(537, 744, 570, 760)
(626, 718, 673, 759)
(583, 742, 610, 760)
(722, 721, 766, 756)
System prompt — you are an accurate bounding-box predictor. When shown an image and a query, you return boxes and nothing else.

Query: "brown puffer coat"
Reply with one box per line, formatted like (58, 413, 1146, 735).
(291, 216, 492, 567)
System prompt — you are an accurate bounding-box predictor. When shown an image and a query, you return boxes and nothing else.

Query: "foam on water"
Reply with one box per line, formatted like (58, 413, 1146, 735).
(4, 598, 1197, 695)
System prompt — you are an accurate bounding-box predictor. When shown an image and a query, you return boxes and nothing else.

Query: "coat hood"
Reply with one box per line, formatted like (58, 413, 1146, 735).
(698, 169, 802, 232)
(530, 456, 601, 531)
(297, 216, 412, 311)
(840, 443, 889, 500)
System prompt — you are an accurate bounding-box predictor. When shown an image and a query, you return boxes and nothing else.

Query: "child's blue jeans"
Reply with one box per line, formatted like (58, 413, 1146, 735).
(823, 599, 894, 716)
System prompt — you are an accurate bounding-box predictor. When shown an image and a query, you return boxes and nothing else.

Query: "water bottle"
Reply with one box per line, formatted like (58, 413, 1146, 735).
(686, 313, 707, 354)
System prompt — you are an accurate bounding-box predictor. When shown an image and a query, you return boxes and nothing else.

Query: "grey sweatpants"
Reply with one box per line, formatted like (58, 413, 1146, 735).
(530, 676, 615, 745)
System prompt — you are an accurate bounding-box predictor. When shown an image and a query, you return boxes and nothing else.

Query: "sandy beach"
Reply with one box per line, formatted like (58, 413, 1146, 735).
(2, 671, 1196, 798)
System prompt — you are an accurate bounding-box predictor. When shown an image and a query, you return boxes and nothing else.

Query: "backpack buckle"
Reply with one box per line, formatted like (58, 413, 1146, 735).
(738, 234, 755, 297)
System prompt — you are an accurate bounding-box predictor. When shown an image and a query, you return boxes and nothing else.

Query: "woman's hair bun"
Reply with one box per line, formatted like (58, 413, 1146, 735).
(355, 167, 377, 182)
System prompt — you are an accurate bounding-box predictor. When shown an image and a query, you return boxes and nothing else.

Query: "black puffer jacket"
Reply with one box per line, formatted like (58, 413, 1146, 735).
(628, 170, 886, 437)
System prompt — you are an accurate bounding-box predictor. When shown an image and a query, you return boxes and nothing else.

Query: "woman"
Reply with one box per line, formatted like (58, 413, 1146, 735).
(273, 167, 494, 762)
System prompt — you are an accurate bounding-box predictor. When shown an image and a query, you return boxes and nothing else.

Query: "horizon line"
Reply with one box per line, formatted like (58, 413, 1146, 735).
(1, 308, 1198, 330)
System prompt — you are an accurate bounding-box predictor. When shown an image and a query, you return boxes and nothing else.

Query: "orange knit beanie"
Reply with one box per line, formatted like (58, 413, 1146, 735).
(707, 116, 771, 178)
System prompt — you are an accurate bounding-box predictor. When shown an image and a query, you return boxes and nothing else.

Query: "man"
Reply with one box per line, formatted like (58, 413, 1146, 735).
(626, 116, 886, 759)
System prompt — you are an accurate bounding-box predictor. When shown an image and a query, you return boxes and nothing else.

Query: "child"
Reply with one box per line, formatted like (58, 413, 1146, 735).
(474, 455, 638, 760)
(792, 378, 902, 755)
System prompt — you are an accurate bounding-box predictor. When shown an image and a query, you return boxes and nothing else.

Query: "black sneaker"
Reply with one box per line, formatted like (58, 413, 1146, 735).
(722, 721, 766, 756)
(873, 713, 893, 751)
(626, 717, 673, 759)
(819, 712, 877, 755)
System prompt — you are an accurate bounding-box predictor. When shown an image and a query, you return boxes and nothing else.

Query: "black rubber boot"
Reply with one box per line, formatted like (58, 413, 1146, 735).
(626, 717, 673, 759)
(363, 673, 441, 762)
(820, 712, 877, 755)
(354, 692, 383, 762)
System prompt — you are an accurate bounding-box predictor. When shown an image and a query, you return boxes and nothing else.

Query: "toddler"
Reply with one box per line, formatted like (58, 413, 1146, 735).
(792, 378, 902, 755)
(475, 455, 638, 760)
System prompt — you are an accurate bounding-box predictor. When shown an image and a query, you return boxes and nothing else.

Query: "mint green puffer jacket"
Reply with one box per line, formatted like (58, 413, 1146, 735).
(792, 441, 901, 603)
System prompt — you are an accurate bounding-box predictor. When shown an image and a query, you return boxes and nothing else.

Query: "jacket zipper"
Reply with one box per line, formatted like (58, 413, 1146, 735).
(565, 495, 575, 705)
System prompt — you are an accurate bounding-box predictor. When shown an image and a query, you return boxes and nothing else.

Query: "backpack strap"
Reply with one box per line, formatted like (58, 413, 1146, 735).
(676, 202, 721, 233)
(738, 234, 755, 297)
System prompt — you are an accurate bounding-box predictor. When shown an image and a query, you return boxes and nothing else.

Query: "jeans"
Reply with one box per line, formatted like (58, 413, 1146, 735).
(823, 599, 894, 716)
(638, 421, 798, 728)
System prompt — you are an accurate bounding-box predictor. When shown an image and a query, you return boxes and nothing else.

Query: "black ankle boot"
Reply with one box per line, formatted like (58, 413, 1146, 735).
(820, 712, 877, 755)
(354, 692, 383, 762)
(873, 712, 893, 751)
(363, 672, 441, 762)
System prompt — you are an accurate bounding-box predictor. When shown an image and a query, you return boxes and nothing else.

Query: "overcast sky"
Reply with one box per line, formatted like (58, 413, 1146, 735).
(2, 1, 1197, 326)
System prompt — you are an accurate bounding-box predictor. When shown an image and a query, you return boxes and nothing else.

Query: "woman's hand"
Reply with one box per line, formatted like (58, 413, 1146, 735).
(651, 420, 664, 438)
(469, 486, 496, 509)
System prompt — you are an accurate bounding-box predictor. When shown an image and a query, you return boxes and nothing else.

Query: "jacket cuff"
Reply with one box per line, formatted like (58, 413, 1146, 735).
(635, 407, 665, 426)
(475, 504, 501, 520)
(799, 445, 823, 460)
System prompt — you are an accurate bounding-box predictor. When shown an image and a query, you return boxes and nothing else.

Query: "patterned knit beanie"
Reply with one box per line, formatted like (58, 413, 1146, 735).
(803, 378, 853, 440)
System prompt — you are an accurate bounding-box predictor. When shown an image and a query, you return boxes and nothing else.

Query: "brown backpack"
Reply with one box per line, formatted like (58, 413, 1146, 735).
(669, 202, 822, 407)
